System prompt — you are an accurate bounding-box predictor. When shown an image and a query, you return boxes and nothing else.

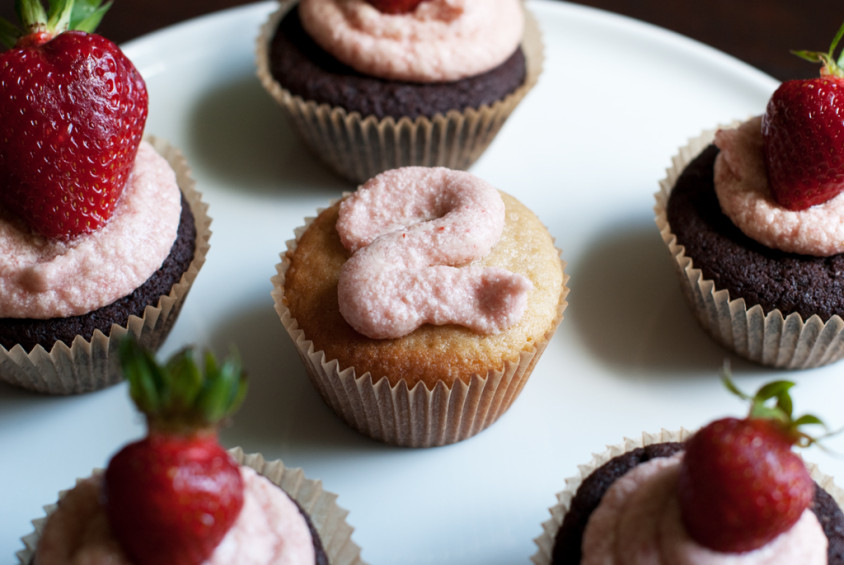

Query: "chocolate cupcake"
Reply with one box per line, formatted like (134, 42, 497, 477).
(17, 342, 362, 565)
(0, 137, 211, 394)
(655, 26, 844, 369)
(0, 1, 211, 394)
(655, 121, 844, 369)
(17, 450, 361, 565)
(256, 0, 544, 183)
(533, 430, 844, 565)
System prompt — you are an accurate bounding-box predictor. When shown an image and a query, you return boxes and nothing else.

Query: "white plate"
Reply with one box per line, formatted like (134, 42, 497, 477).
(3, 2, 841, 564)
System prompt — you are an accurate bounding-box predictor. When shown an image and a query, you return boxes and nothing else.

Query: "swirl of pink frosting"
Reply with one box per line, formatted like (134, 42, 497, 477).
(335, 167, 532, 339)
(34, 467, 316, 565)
(0, 141, 181, 319)
(581, 454, 827, 565)
(297, 0, 524, 82)
(714, 116, 844, 256)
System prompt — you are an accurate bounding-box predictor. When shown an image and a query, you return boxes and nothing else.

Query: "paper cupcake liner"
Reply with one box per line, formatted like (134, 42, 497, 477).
(256, 0, 545, 184)
(17, 448, 365, 565)
(654, 128, 844, 369)
(271, 210, 568, 448)
(531, 428, 844, 565)
(0, 136, 212, 395)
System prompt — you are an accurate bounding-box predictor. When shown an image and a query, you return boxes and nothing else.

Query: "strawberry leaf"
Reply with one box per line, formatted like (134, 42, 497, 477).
(749, 379, 797, 421)
(6, 0, 111, 41)
(794, 414, 826, 428)
(749, 404, 788, 423)
(120, 337, 166, 416)
(45, 0, 72, 33)
(15, 0, 47, 32)
(720, 368, 749, 400)
(791, 19, 844, 77)
(720, 372, 832, 447)
(165, 348, 203, 413)
(70, 0, 111, 33)
(119, 337, 247, 433)
(0, 18, 21, 49)
(754, 380, 795, 403)
(197, 350, 246, 424)
(831, 19, 844, 67)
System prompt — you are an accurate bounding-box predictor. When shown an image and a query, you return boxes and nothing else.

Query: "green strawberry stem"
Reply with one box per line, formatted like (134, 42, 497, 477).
(0, 0, 111, 49)
(119, 337, 248, 437)
(721, 367, 828, 448)
(792, 19, 844, 78)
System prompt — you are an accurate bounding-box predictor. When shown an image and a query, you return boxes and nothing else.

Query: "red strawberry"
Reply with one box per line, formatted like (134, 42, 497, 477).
(366, 0, 429, 15)
(0, 0, 148, 239)
(762, 22, 844, 210)
(103, 338, 248, 565)
(677, 378, 824, 553)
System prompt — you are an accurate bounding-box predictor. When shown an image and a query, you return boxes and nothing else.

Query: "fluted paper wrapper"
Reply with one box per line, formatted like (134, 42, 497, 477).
(17, 449, 365, 565)
(0, 137, 212, 395)
(271, 213, 567, 448)
(530, 428, 844, 565)
(654, 128, 844, 369)
(256, 0, 544, 184)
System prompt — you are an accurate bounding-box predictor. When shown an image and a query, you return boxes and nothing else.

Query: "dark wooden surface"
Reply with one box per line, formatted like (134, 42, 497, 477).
(0, 1, 838, 81)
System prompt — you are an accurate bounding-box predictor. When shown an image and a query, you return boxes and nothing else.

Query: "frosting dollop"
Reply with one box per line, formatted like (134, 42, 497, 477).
(336, 167, 532, 339)
(714, 116, 844, 256)
(581, 454, 827, 565)
(34, 467, 316, 565)
(0, 141, 181, 319)
(297, 0, 524, 82)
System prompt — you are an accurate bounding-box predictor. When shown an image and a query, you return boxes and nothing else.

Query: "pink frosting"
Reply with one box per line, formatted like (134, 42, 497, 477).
(297, 0, 524, 82)
(34, 467, 316, 565)
(581, 454, 827, 565)
(0, 141, 181, 319)
(714, 116, 844, 256)
(336, 167, 532, 339)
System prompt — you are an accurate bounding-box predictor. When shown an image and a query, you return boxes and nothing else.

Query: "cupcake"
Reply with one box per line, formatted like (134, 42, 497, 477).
(0, 1, 211, 394)
(272, 166, 568, 447)
(256, 0, 544, 184)
(533, 378, 844, 564)
(18, 339, 363, 565)
(654, 29, 844, 369)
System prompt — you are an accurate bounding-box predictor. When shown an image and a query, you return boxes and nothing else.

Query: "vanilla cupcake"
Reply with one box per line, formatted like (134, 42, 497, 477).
(0, 137, 211, 394)
(272, 166, 567, 447)
(256, 0, 544, 184)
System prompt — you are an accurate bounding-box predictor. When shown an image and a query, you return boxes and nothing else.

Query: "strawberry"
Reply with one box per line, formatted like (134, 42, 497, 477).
(103, 338, 248, 565)
(365, 0, 429, 15)
(762, 21, 844, 210)
(0, 0, 147, 239)
(677, 377, 826, 553)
